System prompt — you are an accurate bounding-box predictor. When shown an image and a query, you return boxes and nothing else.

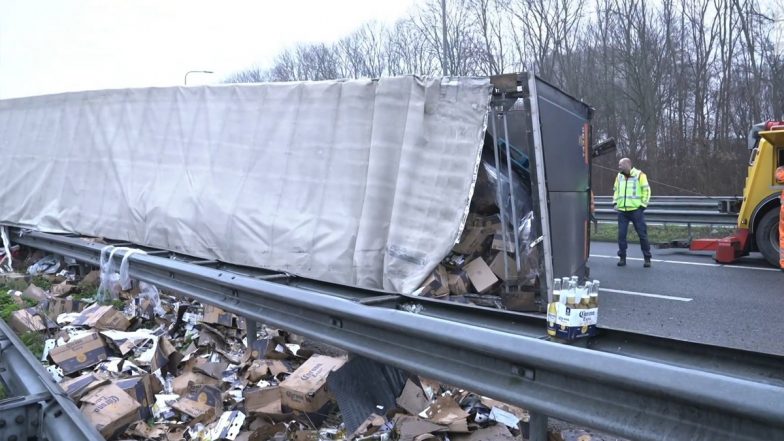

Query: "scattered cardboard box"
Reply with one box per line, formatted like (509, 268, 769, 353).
(474, 214, 502, 232)
(184, 384, 224, 417)
(59, 373, 108, 400)
(491, 233, 516, 253)
(79, 270, 100, 288)
(173, 370, 220, 396)
(49, 332, 111, 375)
(72, 304, 130, 331)
(488, 253, 519, 281)
(452, 424, 516, 441)
(100, 329, 157, 356)
(51, 281, 76, 297)
(463, 257, 499, 293)
(446, 270, 471, 295)
(397, 379, 429, 415)
(115, 375, 157, 420)
(46, 297, 86, 320)
(9, 307, 58, 333)
(151, 336, 183, 374)
(280, 354, 347, 413)
(0, 273, 29, 291)
(453, 226, 493, 255)
(22, 283, 48, 302)
(172, 396, 215, 421)
(418, 265, 449, 297)
(244, 386, 283, 415)
(392, 414, 447, 441)
(423, 395, 470, 426)
(350, 413, 386, 439)
(203, 305, 239, 328)
(246, 359, 291, 382)
(127, 421, 167, 440)
(80, 384, 141, 439)
(193, 361, 229, 380)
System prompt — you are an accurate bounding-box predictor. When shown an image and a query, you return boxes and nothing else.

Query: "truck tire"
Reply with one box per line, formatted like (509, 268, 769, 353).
(755, 209, 780, 267)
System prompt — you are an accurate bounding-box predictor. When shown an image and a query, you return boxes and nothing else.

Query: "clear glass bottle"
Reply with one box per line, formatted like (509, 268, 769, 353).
(547, 278, 562, 336)
(580, 281, 592, 308)
(590, 280, 600, 308)
(552, 278, 562, 304)
(566, 280, 577, 307)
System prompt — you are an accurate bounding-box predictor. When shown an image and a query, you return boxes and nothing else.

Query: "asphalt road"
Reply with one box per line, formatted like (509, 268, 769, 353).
(588, 241, 784, 356)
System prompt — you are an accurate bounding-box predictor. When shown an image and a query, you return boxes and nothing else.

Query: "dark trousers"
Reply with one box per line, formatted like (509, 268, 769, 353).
(618, 208, 651, 259)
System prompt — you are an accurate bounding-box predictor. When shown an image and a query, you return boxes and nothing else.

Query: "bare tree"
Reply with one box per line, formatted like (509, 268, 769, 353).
(224, 0, 782, 195)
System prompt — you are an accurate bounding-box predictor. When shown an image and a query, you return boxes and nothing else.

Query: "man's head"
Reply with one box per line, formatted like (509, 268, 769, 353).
(776, 166, 784, 184)
(618, 158, 633, 175)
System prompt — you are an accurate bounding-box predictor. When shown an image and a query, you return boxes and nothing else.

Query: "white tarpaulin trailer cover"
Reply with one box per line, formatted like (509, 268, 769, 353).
(0, 76, 491, 293)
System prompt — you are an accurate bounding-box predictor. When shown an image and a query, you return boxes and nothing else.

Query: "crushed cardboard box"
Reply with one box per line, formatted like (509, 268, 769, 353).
(203, 305, 240, 328)
(418, 265, 449, 297)
(46, 297, 86, 320)
(447, 270, 471, 295)
(115, 374, 159, 420)
(100, 329, 158, 356)
(49, 332, 111, 375)
(51, 281, 76, 297)
(280, 354, 347, 413)
(397, 379, 429, 415)
(245, 386, 283, 415)
(453, 225, 494, 255)
(22, 283, 49, 302)
(59, 372, 108, 400)
(80, 383, 141, 439)
(72, 304, 130, 331)
(9, 307, 58, 333)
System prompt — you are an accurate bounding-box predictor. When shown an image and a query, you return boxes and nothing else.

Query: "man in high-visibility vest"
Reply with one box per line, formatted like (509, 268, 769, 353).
(776, 166, 784, 269)
(613, 158, 652, 267)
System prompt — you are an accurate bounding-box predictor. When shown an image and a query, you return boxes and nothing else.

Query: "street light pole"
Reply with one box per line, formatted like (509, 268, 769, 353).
(184, 70, 214, 85)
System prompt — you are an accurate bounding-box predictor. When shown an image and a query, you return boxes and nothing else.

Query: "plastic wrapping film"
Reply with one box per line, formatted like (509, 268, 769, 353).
(477, 155, 539, 286)
(0, 77, 492, 294)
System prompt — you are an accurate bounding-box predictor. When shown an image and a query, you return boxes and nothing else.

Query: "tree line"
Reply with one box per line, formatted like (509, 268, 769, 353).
(226, 0, 784, 196)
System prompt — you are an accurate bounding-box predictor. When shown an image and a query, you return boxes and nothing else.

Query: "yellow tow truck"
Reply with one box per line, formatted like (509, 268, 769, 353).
(692, 121, 783, 266)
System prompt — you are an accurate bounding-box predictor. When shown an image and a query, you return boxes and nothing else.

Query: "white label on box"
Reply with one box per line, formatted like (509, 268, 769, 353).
(555, 303, 598, 327)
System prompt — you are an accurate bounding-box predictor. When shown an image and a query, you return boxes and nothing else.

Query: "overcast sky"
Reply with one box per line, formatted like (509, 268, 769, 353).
(0, 0, 416, 99)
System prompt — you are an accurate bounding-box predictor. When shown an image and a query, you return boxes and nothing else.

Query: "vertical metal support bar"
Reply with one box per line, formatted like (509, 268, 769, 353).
(527, 74, 555, 303)
(491, 110, 511, 284)
(529, 411, 549, 441)
(502, 111, 523, 273)
(246, 318, 258, 346)
(688, 223, 692, 239)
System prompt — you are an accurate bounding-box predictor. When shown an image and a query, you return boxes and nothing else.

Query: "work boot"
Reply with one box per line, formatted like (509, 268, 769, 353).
(617, 257, 626, 267)
(644, 258, 651, 268)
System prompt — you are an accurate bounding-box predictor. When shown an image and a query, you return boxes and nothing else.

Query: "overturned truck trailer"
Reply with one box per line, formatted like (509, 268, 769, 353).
(0, 73, 591, 307)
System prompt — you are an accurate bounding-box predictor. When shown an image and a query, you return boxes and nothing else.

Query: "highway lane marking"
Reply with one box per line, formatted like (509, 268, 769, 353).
(600, 288, 693, 302)
(589, 254, 780, 272)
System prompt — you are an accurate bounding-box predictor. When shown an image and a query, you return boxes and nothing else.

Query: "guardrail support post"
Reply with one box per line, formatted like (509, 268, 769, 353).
(529, 411, 548, 441)
(246, 317, 258, 346)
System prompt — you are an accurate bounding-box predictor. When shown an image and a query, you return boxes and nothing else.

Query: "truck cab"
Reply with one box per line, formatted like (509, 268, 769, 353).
(737, 122, 783, 265)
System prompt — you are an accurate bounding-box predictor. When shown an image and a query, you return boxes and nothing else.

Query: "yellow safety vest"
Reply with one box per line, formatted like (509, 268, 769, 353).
(613, 168, 651, 211)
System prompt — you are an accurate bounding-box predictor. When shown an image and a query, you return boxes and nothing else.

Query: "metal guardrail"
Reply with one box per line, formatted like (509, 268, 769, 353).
(0, 319, 104, 441)
(9, 229, 784, 441)
(594, 196, 740, 225)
